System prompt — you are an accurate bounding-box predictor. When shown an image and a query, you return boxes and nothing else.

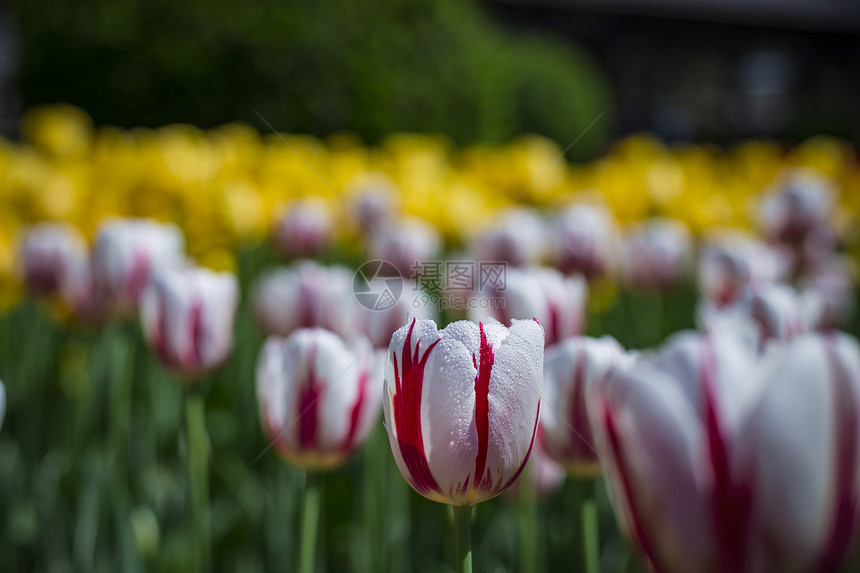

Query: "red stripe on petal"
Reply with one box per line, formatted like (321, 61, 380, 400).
(501, 401, 541, 493)
(298, 343, 322, 450)
(546, 301, 560, 346)
(340, 363, 369, 453)
(702, 341, 751, 573)
(473, 322, 494, 493)
(392, 319, 442, 496)
(816, 337, 860, 572)
(567, 350, 597, 463)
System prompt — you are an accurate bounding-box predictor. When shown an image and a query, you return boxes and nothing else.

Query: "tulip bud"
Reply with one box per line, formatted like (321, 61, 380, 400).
(384, 318, 544, 506)
(257, 329, 381, 470)
(540, 336, 626, 476)
(271, 197, 333, 259)
(251, 261, 358, 339)
(140, 266, 239, 379)
(758, 169, 835, 246)
(470, 267, 587, 347)
(551, 203, 618, 280)
(369, 217, 441, 277)
(697, 230, 790, 307)
(470, 208, 547, 268)
(619, 218, 692, 292)
(594, 330, 860, 573)
(92, 218, 185, 315)
(18, 222, 87, 296)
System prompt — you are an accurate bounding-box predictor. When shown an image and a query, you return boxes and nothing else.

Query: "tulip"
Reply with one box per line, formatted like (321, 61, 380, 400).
(140, 266, 239, 379)
(470, 208, 547, 268)
(551, 203, 618, 280)
(619, 218, 692, 292)
(257, 328, 381, 469)
(470, 267, 587, 347)
(383, 317, 544, 506)
(369, 217, 441, 277)
(758, 169, 835, 247)
(18, 222, 87, 295)
(801, 255, 856, 331)
(251, 261, 358, 339)
(58, 254, 110, 325)
(271, 197, 333, 259)
(594, 329, 860, 573)
(697, 230, 790, 308)
(539, 336, 626, 476)
(347, 171, 400, 233)
(92, 218, 185, 315)
(699, 283, 807, 345)
(359, 278, 436, 348)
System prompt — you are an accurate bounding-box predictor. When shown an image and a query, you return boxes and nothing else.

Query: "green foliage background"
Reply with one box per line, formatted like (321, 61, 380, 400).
(11, 0, 612, 159)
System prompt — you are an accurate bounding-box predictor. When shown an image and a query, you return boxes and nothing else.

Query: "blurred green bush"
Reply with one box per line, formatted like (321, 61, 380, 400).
(11, 0, 612, 158)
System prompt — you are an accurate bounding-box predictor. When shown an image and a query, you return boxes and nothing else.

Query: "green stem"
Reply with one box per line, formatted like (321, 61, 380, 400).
(453, 505, 473, 573)
(299, 471, 322, 573)
(186, 392, 210, 572)
(581, 481, 600, 573)
(518, 471, 540, 573)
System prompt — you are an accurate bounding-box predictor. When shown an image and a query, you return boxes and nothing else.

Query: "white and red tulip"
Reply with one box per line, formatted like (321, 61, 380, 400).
(271, 197, 333, 259)
(759, 169, 835, 246)
(551, 203, 618, 280)
(359, 278, 436, 348)
(59, 254, 110, 325)
(620, 218, 692, 292)
(383, 318, 544, 506)
(470, 267, 587, 347)
(369, 217, 441, 276)
(471, 208, 547, 268)
(251, 261, 358, 339)
(92, 218, 185, 315)
(699, 283, 807, 345)
(257, 329, 381, 470)
(539, 336, 626, 476)
(697, 230, 790, 308)
(595, 330, 860, 573)
(140, 266, 239, 378)
(801, 255, 856, 331)
(18, 222, 87, 295)
(347, 172, 400, 233)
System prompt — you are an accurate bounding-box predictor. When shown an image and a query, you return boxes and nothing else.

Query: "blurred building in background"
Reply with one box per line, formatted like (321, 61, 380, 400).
(484, 0, 860, 144)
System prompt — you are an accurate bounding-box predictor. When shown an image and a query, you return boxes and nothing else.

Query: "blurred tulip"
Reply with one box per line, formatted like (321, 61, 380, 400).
(470, 208, 547, 268)
(257, 328, 381, 470)
(759, 169, 835, 246)
(802, 255, 856, 331)
(551, 203, 618, 280)
(620, 218, 692, 292)
(539, 336, 626, 476)
(18, 222, 87, 296)
(384, 318, 544, 505)
(271, 197, 333, 259)
(141, 266, 239, 379)
(359, 278, 436, 348)
(251, 261, 358, 339)
(92, 218, 185, 315)
(369, 217, 441, 276)
(59, 254, 110, 325)
(347, 172, 400, 233)
(595, 330, 860, 573)
(697, 230, 790, 308)
(470, 267, 587, 347)
(699, 283, 807, 345)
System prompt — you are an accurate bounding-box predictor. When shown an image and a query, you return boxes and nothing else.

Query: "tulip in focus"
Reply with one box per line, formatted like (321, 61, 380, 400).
(384, 318, 544, 506)
(18, 222, 87, 295)
(141, 266, 239, 379)
(92, 218, 185, 315)
(619, 218, 692, 292)
(271, 197, 333, 259)
(470, 208, 547, 268)
(257, 328, 381, 470)
(470, 267, 587, 347)
(369, 217, 441, 277)
(540, 336, 626, 476)
(551, 203, 618, 280)
(697, 230, 790, 308)
(251, 261, 358, 339)
(595, 329, 860, 573)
